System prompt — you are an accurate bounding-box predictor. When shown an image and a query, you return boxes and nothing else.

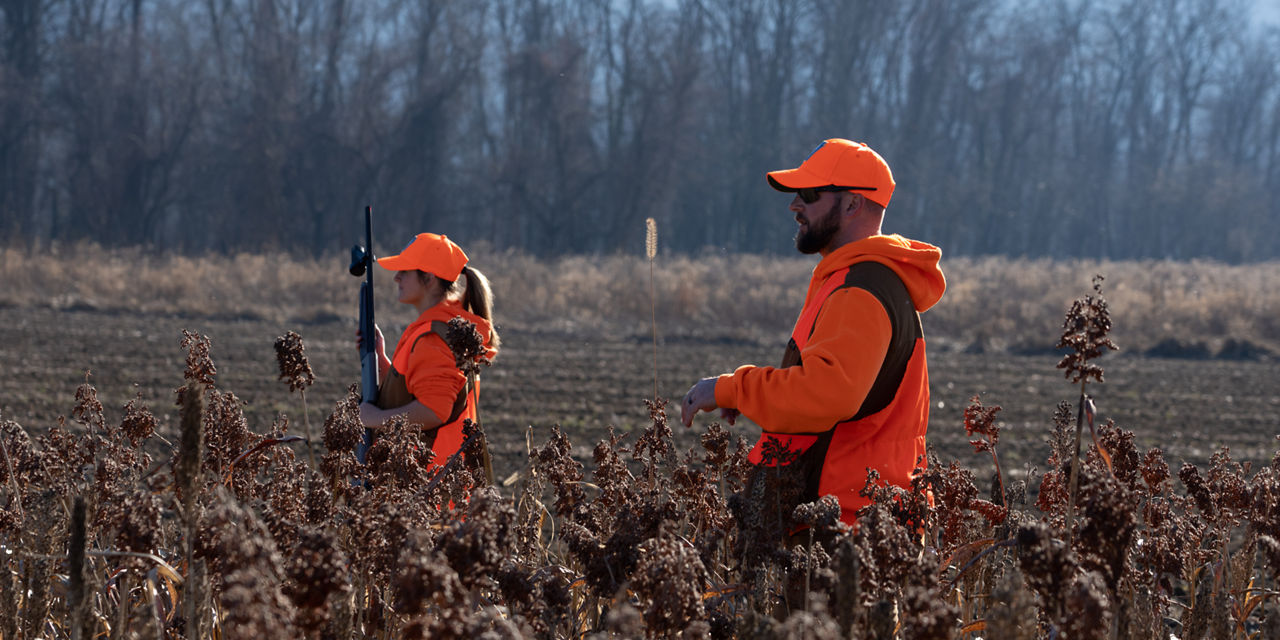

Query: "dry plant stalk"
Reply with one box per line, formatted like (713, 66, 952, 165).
(444, 316, 495, 485)
(176, 381, 206, 637)
(646, 217, 659, 403)
(67, 497, 86, 640)
(1056, 275, 1118, 536)
(275, 330, 317, 469)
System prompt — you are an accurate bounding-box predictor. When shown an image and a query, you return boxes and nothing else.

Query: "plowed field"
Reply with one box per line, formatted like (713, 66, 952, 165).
(2, 308, 1276, 484)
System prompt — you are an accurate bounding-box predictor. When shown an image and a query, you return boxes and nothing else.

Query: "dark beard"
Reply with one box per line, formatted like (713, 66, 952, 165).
(794, 199, 841, 254)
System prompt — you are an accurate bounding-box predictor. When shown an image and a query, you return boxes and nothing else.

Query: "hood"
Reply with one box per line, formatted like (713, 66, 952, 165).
(811, 235, 946, 312)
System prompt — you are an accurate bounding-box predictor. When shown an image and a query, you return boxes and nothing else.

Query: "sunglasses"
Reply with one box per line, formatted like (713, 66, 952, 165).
(796, 185, 877, 204)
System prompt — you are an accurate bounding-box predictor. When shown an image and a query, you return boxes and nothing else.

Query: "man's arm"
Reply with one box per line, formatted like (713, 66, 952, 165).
(683, 287, 893, 431)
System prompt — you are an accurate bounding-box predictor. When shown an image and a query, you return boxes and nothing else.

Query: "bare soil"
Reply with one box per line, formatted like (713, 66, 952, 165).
(2, 308, 1276, 485)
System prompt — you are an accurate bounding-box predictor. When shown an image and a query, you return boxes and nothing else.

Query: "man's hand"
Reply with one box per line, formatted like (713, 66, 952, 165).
(358, 402, 385, 428)
(681, 377, 722, 427)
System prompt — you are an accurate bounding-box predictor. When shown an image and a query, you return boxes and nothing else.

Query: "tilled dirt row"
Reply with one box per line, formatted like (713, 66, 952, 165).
(2, 307, 1276, 485)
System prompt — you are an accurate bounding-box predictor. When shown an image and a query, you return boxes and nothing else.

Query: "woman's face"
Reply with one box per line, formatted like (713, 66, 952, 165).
(394, 270, 434, 306)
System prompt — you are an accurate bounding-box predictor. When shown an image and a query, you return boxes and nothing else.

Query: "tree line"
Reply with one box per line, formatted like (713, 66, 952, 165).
(2, 0, 1277, 260)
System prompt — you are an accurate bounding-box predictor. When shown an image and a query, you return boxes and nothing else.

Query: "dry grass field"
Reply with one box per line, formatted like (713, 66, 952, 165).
(2, 244, 1277, 469)
(5, 243, 1279, 352)
(1, 245, 1279, 637)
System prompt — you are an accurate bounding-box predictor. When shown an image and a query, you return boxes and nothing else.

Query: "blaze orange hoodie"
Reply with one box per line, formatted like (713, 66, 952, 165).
(714, 234, 945, 524)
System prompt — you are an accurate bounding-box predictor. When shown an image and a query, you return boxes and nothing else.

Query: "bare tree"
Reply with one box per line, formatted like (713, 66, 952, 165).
(2, 0, 1277, 260)
(0, 0, 45, 243)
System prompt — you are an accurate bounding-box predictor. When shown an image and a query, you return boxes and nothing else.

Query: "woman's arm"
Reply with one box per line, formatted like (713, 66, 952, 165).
(359, 400, 445, 431)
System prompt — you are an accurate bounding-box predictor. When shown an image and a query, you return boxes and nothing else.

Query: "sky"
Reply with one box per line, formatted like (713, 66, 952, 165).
(1259, 1, 1280, 26)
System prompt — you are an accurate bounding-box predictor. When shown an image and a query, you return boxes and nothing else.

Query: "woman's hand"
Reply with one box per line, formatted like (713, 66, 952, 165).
(355, 324, 386, 356)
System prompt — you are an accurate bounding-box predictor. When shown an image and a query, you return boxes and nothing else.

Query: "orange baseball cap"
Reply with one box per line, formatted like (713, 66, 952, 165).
(376, 233, 469, 281)
(766, 139, 895, 207)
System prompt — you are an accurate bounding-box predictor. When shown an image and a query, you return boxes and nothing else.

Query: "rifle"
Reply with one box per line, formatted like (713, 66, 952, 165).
(349, 206, 378, 463)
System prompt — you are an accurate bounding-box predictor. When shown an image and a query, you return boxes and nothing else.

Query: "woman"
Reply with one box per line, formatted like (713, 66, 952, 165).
(356, 232, 499, 469)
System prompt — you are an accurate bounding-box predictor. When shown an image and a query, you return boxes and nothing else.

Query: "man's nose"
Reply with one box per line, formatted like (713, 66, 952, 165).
(790, 196, 804, 214)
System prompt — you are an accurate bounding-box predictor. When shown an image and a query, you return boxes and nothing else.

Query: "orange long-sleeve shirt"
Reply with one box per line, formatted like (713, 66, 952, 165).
(714, 235, 944, 431)
(391, 299, 495, 423)
(716, 234, 944, 526)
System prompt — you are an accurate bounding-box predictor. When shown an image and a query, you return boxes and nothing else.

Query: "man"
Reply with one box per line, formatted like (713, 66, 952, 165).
(680, 138, 946, 528)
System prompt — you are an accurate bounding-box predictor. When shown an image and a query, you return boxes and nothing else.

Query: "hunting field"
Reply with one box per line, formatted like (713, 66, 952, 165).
(2, 246, 1280, 638)
(2, 308, 1278, 483)
(2, 246, 1277, 481)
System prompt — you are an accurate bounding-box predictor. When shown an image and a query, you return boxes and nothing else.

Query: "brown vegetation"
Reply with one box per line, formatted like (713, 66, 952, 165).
(4, 245, 1278, 358)
(1, 269, 1278, 637)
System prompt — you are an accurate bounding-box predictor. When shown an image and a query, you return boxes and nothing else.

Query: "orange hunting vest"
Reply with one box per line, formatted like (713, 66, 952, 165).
(377, 320, 476, 470)
(747, 261, 931, 527)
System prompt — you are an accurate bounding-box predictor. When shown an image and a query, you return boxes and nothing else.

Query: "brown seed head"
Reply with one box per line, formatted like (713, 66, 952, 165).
(180, 329, 217, 385)
(273, 331, 315, 392)
(1056, 275, 1118, 384)
(444, 316, 490, 376)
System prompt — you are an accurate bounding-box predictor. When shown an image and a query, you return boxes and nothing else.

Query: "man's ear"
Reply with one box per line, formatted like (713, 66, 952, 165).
(845, 192, 864, 214)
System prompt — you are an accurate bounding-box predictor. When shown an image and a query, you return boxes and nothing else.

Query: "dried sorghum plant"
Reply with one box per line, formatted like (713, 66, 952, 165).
(0, 418, 37, 531)
(36, 419, 91, 499)
(1035, 401, 1076, 525)
(274, 330, 315, 392)
(672, 448, 733, 546)
(199, 488, 296, 634)
(5, 288, 1280, 638)
(531, 425, 585, 519)
(72, 374, 105, 433)
(180, 329, 217, 385)
(275, 330, 317, 467)
(590, 426, 637, 523)
(1056, 275, 1118, 533)
(1056, 275, 1117, 385)
(1072, 465, 1137, 594)
(1015, 521, 1079, 624)
(202, 388, 259, 492)
(982, 567, 1039, 640)
(963, 394, 1006, 507)
(898, 555, 960, 639)
(364, 415, 435, 493)
(443, 316, 494, 482)
(173, 382, 204, 515)
(119, 394, 157, 447)
(444, 315, 492, 376)
(283, 526, 349, 635)
(320, 384, 365, 495)
(437, 487, 517, 591)
(631, 526, 708, 634)
(635, 398, 675, 481)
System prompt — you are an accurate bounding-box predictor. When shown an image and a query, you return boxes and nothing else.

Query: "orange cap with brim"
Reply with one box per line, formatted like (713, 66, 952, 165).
(376, 233, 469, 281)
(766, 139, 895, 208)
